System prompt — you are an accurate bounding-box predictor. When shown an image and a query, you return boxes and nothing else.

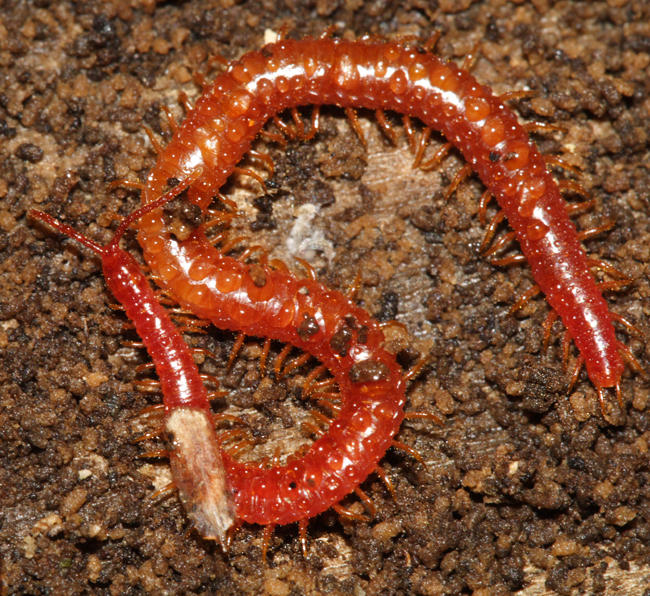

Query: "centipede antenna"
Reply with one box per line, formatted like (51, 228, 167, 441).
(28, 211, 105, 255)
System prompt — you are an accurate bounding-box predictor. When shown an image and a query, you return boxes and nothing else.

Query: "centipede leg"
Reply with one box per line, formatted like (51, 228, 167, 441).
(577, 220, 615, 242)
(412, 127, 431, 169)
(542, 311, 558, 353)
(567, 355, 584, 394)
(375, 109, 399, 145)
(404, 411, 443, 425)
(143, 126, 163, 154)
(332, 503, 368, 522)
(354, 487, 376, 517)
(227, 332, 245, 371)
(298, 519, 309, 557)
(374, 466, 396, 499)
(391, 439, 425, 466)
(345, 107, 367, 147)
(261, 524, 275, 563)
(259, 337, 271, 375)
(274, 344, 294, 379)
(443, 164, 472, 200)
(509, 285, 541, 315)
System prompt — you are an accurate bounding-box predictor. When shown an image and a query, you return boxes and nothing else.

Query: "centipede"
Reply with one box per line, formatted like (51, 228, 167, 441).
(32, 32, 643, 560)
(119, 33, 645, 543)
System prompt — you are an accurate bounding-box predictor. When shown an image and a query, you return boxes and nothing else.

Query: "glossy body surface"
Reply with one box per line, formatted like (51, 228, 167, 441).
(135, 37, 629, 528)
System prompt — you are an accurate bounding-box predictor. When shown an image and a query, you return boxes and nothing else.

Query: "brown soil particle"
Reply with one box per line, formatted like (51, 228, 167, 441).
(1, 1, 649, 594)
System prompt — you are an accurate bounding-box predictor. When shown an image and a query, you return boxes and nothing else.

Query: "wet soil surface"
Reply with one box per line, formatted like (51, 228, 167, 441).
(1, 1, 648, 594)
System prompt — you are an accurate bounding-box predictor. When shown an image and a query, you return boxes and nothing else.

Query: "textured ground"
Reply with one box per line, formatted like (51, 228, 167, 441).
(0, 0, 649, 594)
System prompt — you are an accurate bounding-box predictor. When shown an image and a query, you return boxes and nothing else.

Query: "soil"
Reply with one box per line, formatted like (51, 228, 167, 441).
(0, 0, 648, 594)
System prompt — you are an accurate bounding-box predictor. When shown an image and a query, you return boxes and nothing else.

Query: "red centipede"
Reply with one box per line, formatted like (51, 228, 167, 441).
(120, 35, 643, 550)
(29, 175, 240, 546)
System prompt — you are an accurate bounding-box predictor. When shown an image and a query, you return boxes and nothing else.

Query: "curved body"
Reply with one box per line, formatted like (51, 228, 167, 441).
(138, 37, 623, 396)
